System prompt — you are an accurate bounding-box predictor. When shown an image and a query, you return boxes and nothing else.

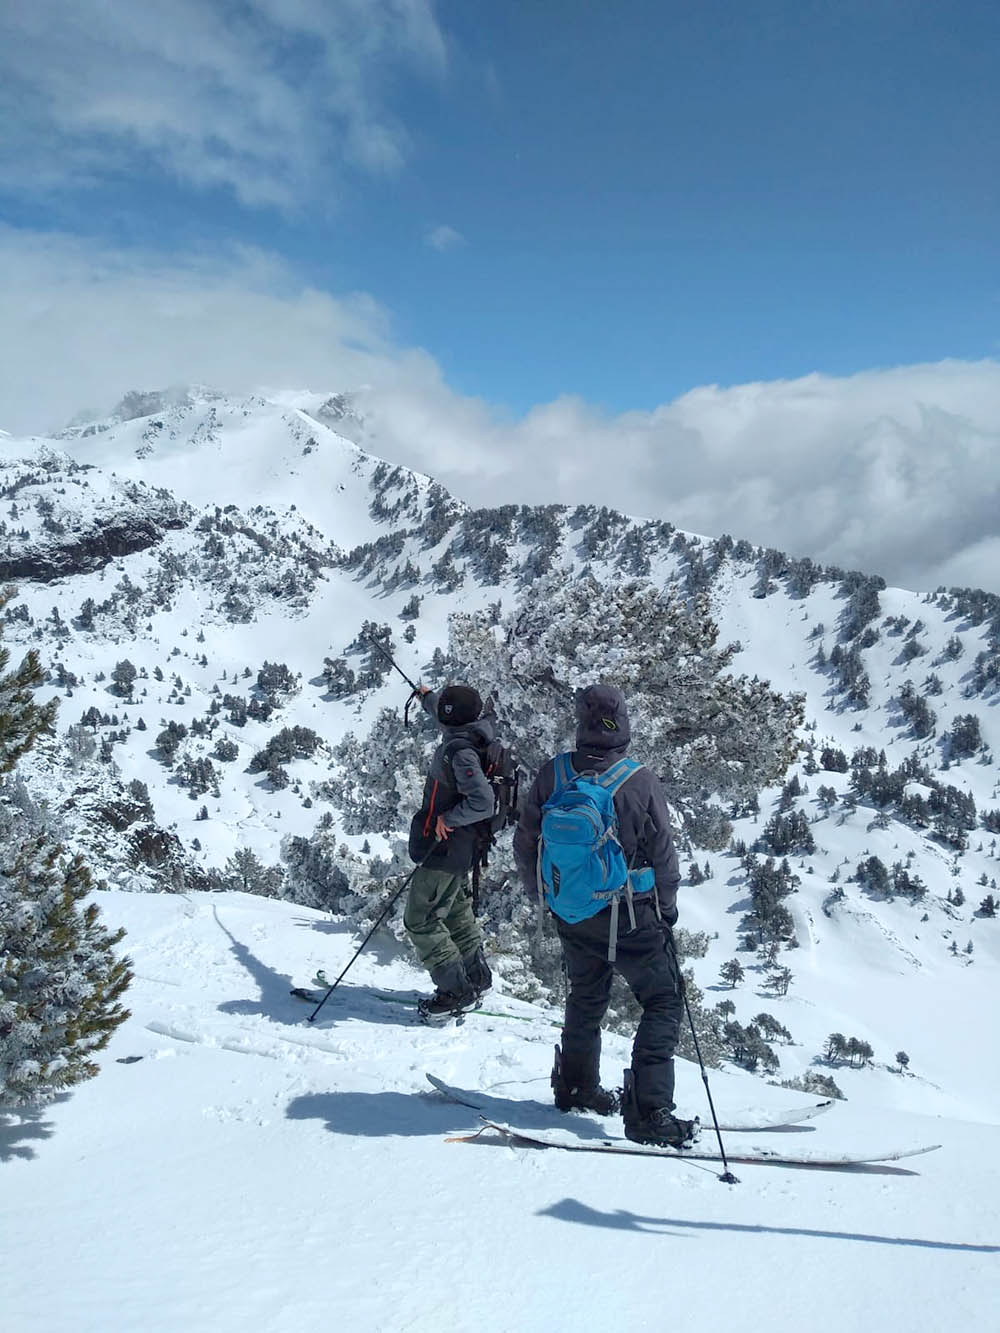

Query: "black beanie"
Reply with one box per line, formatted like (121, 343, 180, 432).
(437, 684, 482, 726)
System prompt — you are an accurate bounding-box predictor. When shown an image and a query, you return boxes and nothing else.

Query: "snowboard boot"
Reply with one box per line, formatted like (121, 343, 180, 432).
(621, 1068, 696, 1148)
(462, 944, 493, 999)
(551, 1044, 621, 1115)
(418, 958, 479, 1020)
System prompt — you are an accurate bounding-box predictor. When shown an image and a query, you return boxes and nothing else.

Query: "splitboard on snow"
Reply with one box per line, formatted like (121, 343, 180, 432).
(452, 1118, 941, 1169)
(425, 1073, 835, 1132)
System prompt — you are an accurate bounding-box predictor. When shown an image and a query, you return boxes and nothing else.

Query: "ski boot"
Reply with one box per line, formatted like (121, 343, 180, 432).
(462, 944, 493, 999)
(621, 1068, 697, 1148)
(417, 958, 480, 1023)
(550, 1044, 620, 1115)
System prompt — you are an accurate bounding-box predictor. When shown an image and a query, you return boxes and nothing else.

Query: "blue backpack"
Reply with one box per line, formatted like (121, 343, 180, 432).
(538, 754, 655, 941)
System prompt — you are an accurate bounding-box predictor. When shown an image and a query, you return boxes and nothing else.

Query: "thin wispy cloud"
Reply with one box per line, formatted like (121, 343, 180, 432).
(425, 224, 466, 252)
(2, 227, 999, 597)
(0, 0, 447, 210)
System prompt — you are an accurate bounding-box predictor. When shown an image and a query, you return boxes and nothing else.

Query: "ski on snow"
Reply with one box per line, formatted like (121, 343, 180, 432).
(289, 985, 539, 1025)
(452, 1118, 942, 1169)
(425, 1073, 835, 1133)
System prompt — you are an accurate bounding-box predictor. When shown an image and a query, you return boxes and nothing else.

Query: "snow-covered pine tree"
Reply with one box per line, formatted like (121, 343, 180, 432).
(447, 572, 804, 829)
(0, 589, 132, 1106)
(0, 838, 132, 1105)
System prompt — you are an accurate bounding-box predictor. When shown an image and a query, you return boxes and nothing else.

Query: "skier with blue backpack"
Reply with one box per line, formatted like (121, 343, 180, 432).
(513, 684, 693, 1147)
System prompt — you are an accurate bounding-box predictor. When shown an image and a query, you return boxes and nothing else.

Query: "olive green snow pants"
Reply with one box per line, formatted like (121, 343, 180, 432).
(403, 867, 482, 974)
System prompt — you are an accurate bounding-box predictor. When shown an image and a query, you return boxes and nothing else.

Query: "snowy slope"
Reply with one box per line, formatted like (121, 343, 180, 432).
(55, 388, 429, 551)
(2, 386, 1000, 1331)
(3, 890, 996, 1333)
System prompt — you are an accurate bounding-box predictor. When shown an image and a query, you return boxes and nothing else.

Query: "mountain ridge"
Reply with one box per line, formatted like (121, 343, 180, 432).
(0, 386, 997, 1122)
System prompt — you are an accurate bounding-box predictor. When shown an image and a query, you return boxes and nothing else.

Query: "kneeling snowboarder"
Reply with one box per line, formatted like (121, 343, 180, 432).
(406, 685, 495, 1017)
(513, 684, 693, 1147)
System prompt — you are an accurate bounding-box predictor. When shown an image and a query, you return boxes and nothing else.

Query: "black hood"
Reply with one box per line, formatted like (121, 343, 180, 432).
(575, 684, 631, 752)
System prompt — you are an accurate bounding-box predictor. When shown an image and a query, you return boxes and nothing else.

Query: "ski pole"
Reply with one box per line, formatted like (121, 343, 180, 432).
(307, 846, 438, 1024)
(667, 930, 739, 1185)
(365, 634, 421, 693)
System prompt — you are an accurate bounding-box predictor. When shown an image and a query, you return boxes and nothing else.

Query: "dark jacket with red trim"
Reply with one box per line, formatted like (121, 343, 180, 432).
(407, 690, 496, 872)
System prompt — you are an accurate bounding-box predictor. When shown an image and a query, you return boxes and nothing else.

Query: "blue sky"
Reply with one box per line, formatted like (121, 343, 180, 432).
(2, 1, 1000, 592)
(3, 1, 998, 413)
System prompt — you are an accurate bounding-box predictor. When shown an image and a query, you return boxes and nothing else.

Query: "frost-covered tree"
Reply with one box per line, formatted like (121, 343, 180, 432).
(0, 593, 58, 773)
(446, 573, 804, 829)
(64, 723, 97, 769)
(0, 591, 131, 1106)
(1, 839, 132, 1105)
(325, 708, 430, 836)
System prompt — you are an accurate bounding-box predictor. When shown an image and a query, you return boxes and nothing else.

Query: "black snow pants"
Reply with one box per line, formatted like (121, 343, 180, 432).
(555, 896, 683, 1113)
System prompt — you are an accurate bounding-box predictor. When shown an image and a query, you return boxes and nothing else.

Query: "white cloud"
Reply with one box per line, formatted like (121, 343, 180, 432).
(425, 224, 466, 252)
(0, 226, 432, 430)
(2, 226, 999, 596)
(0, 0, 446, 209)
(346, 368, 1000, 598)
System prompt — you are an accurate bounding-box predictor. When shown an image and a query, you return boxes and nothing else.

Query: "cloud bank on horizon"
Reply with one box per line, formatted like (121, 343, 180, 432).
(2, 228, 998, 599)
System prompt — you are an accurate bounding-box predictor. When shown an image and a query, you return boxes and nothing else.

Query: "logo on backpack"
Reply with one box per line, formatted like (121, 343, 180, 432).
(538, 753, 652, 924)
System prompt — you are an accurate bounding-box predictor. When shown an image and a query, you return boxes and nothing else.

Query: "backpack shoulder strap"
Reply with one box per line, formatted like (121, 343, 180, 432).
(595, 757, 643, 796)
(551, 751, 575, 794)
(443, 735, 483, 759)
(440, 736, 484, 784)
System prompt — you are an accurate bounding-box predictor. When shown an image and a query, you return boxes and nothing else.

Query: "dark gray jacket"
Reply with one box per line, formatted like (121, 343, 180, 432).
(512, 685, 681, 922)
(407, 690, 495, 871)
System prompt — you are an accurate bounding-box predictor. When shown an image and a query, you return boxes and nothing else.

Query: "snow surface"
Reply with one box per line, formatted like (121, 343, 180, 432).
(3, 889, 997, 1333)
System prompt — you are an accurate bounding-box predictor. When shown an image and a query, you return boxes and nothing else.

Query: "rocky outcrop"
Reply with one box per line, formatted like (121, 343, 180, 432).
(0, 512, 187, 582)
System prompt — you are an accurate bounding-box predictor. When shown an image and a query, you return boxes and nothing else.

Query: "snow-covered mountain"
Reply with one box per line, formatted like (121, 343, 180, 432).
(1, 385, 998, 1078)
(3, 385, 999, 1329)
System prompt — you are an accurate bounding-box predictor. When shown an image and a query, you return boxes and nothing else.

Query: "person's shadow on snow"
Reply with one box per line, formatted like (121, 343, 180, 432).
(285, 1087, 612, 1140)
(286, 1090, 463, 1138)
(212, 908, 420, 1030)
